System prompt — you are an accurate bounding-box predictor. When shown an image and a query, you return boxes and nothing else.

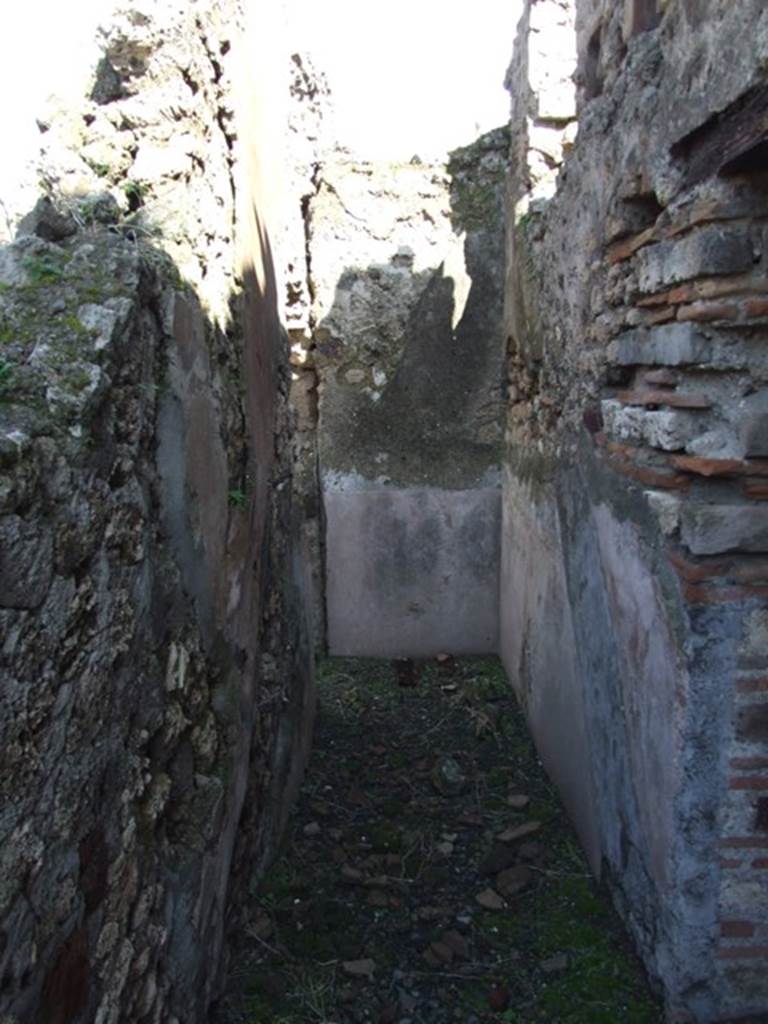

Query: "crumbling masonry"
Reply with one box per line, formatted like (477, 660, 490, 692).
(1, 1, 768, 1022)
(502, 1, 768, 1020)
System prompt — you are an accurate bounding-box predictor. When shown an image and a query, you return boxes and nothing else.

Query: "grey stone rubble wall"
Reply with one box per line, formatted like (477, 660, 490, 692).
(502, 0, 768, 1020)
(307, 137, 507, 656)
(0, 4, 313, 1023)
(280, 53, 332, 352)
(280, 54, 332, 649)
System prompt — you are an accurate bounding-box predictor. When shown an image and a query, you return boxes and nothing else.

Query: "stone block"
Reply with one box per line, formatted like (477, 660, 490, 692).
(600, 399, 644, 442)
(686, 426, 744, 460)
(645, 490, 681, 535)
(681, 504, 768, 555)
(741, 393, 768, 458)
(737, 705, 768, 745)
(611, 322, 711, 366)
(720, 788, 763, 835)
(642, 368, 679, 386)
(636, 227, 755, 294)
(15, 196, 77, 242)
(740, 610, 768, 662)
(622, 0, 661, 40)
(743, 414, 768, 458)
(0, 514, 53, 609)
(643, 409, 702, 451)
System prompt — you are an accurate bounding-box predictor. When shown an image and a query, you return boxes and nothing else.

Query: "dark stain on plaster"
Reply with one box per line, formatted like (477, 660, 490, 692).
(319, 262, 502, 489)
(459, 500, 501, 579)
(583, 27, 604, 101)
(317, 131, 506, 491)
(40, 927, 88, 1024)
(387, 509, 442, 589)
(79, 828, 109, 913)
(369, 498, 442, 588)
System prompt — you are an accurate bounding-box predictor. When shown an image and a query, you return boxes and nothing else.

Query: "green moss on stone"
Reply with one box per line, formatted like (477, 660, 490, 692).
(447, 125, 510, 232)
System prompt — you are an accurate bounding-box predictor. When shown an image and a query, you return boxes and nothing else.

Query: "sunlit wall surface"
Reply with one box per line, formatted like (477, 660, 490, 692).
(0, 0, 521, 237)
(0, 1, 104, 235)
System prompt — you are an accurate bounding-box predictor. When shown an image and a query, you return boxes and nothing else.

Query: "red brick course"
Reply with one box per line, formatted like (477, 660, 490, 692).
(731, 757, 768, 771)
(671, 455, 743, 477)
(744, 478, 768, 500)
(607, 456, 691, 491)
(666, 456, 768, 479)
(718, 946, 768, 960)
(668, 552, 768, 595)
(736, 677, 768, 694)
(607, 226, 656, 263)
(682, 582, 768, 606)
(637, 274, 768, 308)
(721, 921, 756, 939)
(617, 389, 711, 409)
(667, 549, 731, 581)
(720, 837, 768, 849)
(676, 301, 740, 322)
(745, 298, 768, 318)
(729, 777, 768, 791)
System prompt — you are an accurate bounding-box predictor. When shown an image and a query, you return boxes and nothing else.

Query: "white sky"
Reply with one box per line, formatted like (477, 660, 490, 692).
(285, 0, 522, 158)
(0, 0, 103, 225)
(0, 0, 521, 220)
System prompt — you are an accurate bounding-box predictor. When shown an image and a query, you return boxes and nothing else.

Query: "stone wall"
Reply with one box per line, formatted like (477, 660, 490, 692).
(281, 53, 332, 648)
(305, 136, 508, 656)
(502, 1, 768, 1019)
(0, 4, 313, 1023)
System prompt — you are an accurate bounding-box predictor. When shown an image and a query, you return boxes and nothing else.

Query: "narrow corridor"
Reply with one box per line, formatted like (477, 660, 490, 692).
(216, 658, 661, 1023)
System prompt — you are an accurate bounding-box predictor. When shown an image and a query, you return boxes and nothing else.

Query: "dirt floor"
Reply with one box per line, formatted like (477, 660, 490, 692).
(214, 656, 663, 1024)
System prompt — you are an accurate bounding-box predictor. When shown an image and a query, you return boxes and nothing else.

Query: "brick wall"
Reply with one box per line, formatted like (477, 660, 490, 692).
(503, 0, 768, 1018)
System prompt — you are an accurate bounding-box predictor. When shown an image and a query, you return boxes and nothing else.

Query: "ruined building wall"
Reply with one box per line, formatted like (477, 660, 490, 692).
(0, 4, 313, 1023)
(502, 0, 768, 1019)
(304, 137, 508, 656)
(280, 53, 332, 648)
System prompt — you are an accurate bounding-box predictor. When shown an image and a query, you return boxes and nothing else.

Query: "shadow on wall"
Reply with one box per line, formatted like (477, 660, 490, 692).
(0, 190, 313, 1024)
(312, 135, 508, 658)
(316, 251, 504, 489)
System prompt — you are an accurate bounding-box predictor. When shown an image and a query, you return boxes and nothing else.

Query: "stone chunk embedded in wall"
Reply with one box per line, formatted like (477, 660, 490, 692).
(610, 322, 712, 366)
(681, 504, 768, 555)
(0, 513, 53, 608)
(635, 227, 757, 294)
(741, 392, 768, 457)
